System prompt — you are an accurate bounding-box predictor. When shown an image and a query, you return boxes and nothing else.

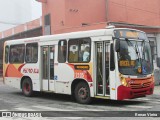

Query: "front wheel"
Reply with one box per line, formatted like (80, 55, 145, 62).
(74, 82, 92, 104)
(22, 78, 33, 97)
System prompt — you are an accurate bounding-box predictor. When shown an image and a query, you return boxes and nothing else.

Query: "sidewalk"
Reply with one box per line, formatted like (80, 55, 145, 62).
(0, 77, 3, 84)
(154, 86, 160, 95)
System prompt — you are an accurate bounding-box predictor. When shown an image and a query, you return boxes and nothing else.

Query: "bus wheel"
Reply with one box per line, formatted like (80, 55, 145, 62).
(22, 78, 33, 97)
(74, 82, 91, 104)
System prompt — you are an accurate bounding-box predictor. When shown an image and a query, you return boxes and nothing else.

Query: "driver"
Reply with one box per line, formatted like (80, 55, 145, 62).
(119, 48, 131, 60)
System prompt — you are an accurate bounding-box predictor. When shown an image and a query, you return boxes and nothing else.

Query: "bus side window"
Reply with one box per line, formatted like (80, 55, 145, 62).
(68, 40, 79, 63)
(68, 38, 91, 63)
(79, 38, 91, 62)
(26, 43, 38, 63)
(5, 46, 9, 63)
(69, 45, 78, 62)
(58, 40, 67, 63)
(9, 44, 25, 63)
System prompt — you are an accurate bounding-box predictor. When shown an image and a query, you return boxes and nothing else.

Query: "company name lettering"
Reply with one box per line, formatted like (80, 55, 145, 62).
(23, 68, 39, 74)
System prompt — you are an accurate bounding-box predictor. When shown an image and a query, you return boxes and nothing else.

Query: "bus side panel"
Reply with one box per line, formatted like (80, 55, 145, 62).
(54, 63, 74, 94)
(67, 62, 94, 97)
(4, 62, 40, 91)
(4, 63, 24, 89)
(3, 43, 6, 81)
(5, 77, 21, 89)
(54, 63, 94, 96)
(21, 63, 40, 91)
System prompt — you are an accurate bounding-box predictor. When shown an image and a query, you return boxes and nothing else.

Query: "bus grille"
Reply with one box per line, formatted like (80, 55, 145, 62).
(133, 90, 147, 97)
(130, 82, 151, 89)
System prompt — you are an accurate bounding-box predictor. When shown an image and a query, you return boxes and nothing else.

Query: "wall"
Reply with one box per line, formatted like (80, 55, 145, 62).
(65, 0, 106, 28)
(0, 18, 42, 39)
(41, 0, 66, 34)
(40, 0, 160, 34)
(41, 0, 106, 34)
(107, 0, 160, 26)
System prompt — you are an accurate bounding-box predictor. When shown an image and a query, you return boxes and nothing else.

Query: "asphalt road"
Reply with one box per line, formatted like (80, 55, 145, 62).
(0, 80, 160, 120)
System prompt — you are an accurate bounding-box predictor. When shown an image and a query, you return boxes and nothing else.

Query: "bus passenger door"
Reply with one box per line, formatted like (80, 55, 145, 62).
(95, 42, 110, 97)
(42, 45, 55, 91)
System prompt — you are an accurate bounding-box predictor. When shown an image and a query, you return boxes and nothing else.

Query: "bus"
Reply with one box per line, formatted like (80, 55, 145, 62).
(3, 27, 154, 104)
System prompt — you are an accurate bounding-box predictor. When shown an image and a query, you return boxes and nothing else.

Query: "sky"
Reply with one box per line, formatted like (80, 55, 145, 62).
(0, 0, 42, 32)
(31, 0, 42, 20)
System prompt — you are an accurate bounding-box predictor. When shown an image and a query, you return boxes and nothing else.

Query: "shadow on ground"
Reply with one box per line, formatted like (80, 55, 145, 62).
(13, 91, 147, 107)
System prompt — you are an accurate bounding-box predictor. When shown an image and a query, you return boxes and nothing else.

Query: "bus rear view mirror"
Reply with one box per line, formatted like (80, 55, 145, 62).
(157, 57, 160, 67)
(115, 39, 120, 52)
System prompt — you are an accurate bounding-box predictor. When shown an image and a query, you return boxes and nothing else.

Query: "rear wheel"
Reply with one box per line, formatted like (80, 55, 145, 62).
(22, 78, 33, 97)
(74, 82, 92, 104)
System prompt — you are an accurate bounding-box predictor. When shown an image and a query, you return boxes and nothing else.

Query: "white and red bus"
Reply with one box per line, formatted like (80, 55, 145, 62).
(3, 27, 154, 104)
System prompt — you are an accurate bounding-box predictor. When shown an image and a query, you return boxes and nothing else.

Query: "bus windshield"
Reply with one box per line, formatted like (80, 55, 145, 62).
(117, 39, 153, 75)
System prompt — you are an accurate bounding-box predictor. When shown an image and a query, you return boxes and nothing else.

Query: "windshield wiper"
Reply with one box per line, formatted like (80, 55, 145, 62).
(125, 38, 141, 61)
(125, 38, 143, 74)
(142, 40, 145, 60)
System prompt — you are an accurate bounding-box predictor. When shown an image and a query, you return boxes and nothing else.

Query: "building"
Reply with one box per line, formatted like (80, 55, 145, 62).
(0, 0, 160, 83)
(39, 0, 160, 70)
(37, 0, 160, 84)
(0, 18, 42, 75)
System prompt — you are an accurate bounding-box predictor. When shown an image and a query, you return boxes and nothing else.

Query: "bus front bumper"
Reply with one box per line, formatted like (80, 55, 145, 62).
(117, 84, 154, 100)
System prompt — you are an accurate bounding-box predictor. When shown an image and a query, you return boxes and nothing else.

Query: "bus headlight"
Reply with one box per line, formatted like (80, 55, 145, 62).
(121, 77, 127, 86)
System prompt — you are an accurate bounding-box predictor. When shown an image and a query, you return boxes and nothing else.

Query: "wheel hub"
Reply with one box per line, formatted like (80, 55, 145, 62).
(78, 87, 88, 99)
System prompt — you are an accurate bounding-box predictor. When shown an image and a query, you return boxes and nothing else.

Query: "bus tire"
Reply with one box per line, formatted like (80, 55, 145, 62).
(22, 78, 33, 97)
(74, 82, 91, 104)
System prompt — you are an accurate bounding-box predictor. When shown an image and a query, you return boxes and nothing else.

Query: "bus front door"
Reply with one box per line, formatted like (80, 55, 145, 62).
(95, 42, 110, 96)
(42, 46, 55, 91)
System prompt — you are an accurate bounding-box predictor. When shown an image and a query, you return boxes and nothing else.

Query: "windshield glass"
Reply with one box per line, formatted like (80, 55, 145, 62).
(118, 40, 153, 75)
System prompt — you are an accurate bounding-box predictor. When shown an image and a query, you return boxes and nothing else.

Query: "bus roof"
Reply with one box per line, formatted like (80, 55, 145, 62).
(4, 28, 145, 45)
